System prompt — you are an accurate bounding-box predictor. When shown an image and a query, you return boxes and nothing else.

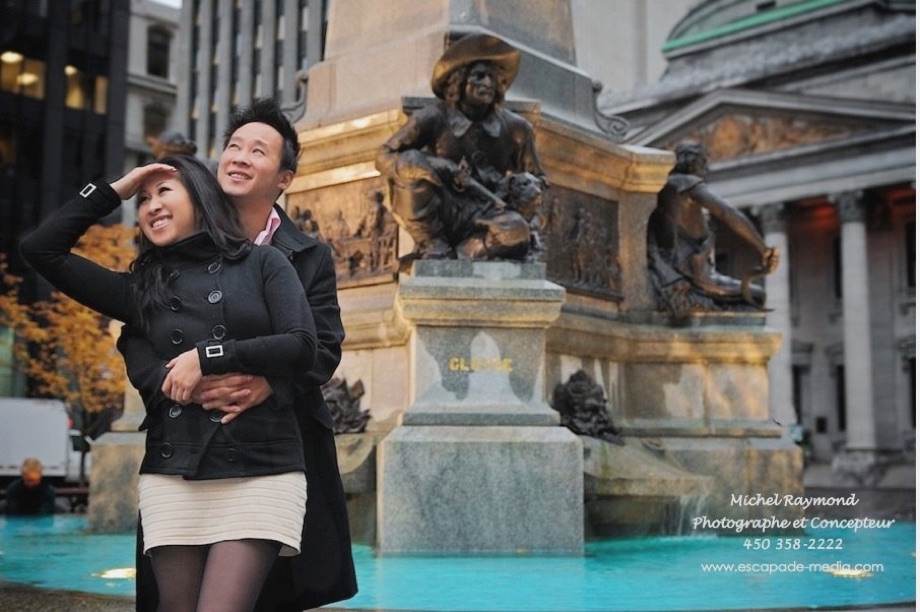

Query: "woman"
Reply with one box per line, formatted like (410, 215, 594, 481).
(21, 155, 316, 612)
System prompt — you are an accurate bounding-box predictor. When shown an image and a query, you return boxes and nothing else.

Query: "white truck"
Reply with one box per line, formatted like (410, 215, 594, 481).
(0, 398, 89, 487)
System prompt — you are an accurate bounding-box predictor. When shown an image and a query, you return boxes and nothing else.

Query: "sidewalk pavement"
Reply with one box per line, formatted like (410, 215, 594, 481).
(0, 582, 912, 612)
(0, 582, 380, 612)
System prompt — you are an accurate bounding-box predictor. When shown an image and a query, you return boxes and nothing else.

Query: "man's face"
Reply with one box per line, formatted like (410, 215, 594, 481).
(218, 122, 294, 208)
(463, 61, 497, 108)
(21, 469, 41, 488)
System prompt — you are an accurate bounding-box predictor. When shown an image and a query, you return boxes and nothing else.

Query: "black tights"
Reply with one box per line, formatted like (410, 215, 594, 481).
(149, 539, 280, 612)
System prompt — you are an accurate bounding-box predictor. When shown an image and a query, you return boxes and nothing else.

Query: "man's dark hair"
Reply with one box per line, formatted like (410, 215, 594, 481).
(223, 98, 300, 173)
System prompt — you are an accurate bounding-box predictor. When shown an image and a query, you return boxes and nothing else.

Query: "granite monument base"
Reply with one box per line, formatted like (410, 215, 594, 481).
(86, 376, 144, 534)
(378, 425, 583, 554)
(86, 431, 143, 533)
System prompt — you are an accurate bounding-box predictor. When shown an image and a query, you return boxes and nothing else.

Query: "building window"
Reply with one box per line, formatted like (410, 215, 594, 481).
(0, 53, 46, 100)
(147, 26, 172, 79)
(910, 357, 916, 429)
(815, 416, 827, 434)
(0, 126, 13, 167)
(792, 365, 805, 424)
(64, 65, 87, 109)
(71, 0, 111, 30)
(143, 104, 169, 142)
(906, 221, 915, 290)
(832, 236, 842, 299)
(835, 365, 846, 432)
(94, 75, 108, 114)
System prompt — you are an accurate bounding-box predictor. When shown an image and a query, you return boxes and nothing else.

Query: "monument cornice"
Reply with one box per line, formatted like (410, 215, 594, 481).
(290, 106, 673, 197)
(291, 109, 400, 191)
(548, 311, 781, 364)
(536, 115, 673, 197)
(396, 279, 565, 328)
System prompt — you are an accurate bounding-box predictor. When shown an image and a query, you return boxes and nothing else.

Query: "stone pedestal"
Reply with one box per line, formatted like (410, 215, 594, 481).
(87, 322, 145, 533)
(86, 430, 144, 533)
(377, 261, 584, 554)
(87, 386, 145, 533)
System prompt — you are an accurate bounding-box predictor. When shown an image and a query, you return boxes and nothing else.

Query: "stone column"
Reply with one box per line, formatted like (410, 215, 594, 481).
(833, 191, 876, 449)
(760, 203, 796, 427)
(830, 191, 880, 484)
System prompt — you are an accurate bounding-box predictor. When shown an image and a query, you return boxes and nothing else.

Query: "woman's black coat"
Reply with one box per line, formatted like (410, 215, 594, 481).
(125, 207, 357, 611)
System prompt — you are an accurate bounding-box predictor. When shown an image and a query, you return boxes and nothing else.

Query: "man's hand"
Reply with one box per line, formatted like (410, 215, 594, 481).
(193, 374, 273, 424)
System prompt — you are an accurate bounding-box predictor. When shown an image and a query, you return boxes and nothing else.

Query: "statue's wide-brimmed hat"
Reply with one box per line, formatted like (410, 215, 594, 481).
(431, 34, 520, 99)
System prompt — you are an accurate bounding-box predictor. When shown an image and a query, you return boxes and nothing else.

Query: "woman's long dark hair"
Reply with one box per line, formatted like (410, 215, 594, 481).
(129, 154, 251, 327)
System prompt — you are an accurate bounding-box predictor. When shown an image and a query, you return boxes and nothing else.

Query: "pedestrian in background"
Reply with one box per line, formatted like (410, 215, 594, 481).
(4, 458, 56, 516)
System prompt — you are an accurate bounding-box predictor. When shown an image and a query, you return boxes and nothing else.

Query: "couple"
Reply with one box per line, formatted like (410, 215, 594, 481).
(21, 99, 357, 612)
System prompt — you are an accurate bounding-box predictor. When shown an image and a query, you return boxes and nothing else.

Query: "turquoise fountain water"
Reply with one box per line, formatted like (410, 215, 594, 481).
(0, 515, 914, 611)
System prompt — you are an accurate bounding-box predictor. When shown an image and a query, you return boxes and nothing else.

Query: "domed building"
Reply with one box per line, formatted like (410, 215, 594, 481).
(603, 0, 915, 483)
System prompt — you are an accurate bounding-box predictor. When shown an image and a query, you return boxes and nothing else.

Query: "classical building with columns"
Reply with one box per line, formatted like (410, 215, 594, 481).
(603, 0, 915, 475)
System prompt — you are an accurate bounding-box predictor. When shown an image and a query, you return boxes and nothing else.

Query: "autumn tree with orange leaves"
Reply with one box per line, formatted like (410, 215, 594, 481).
(0, 223, 136, 482)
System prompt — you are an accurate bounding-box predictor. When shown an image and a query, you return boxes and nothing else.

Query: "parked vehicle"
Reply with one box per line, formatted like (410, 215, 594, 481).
(0, 398, 89, 488)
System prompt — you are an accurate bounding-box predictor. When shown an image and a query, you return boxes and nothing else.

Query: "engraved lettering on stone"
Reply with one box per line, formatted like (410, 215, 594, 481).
(448, 357, 514, 372)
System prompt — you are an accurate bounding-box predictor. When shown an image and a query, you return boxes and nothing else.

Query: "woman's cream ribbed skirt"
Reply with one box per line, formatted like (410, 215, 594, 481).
(138, 472, 307, 557)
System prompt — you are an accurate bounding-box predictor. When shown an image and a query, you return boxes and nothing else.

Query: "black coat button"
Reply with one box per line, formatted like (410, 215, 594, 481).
(211, 324, 227, 340)
(169, 296, 182, 312)
(207, 261, 222, 274)
(225, 448, 238, 462)
(168, 269, 180, 281)
(160, 443, 173, 458)
(208, 290, 223, 304)
(209, 412, 223, 423)
(170, 329, 184, 344)
(168, 405, 182, 418)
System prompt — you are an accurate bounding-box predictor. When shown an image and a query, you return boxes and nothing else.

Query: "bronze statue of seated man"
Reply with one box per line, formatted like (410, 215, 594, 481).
(376, 34, 548, 263)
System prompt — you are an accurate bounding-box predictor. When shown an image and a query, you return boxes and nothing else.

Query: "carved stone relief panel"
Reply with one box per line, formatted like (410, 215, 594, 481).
(286, 177, 399, 287)
(663, 113, 870, 162)
(542, 186, 622, 301)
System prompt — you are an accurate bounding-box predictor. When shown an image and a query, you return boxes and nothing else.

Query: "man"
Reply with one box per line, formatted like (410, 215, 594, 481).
(119, 98, 357, 611)
(5, 458, 56, 516)
(376, 33, 547, 261)
(647, 141, 779, 317)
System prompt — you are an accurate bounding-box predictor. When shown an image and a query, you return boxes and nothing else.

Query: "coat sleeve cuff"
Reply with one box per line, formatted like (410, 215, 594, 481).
(196, 339, 238, 375)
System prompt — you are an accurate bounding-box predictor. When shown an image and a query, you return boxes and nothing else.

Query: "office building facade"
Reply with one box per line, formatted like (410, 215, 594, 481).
(0, 0, 129, 273)
(174, 0, 327, 160)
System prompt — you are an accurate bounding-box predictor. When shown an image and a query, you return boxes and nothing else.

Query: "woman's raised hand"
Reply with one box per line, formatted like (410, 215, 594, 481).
(109, 163, 178, 200)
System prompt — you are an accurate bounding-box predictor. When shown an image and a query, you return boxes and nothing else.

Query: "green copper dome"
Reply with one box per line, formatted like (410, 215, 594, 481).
(662, 0, 910, 52)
